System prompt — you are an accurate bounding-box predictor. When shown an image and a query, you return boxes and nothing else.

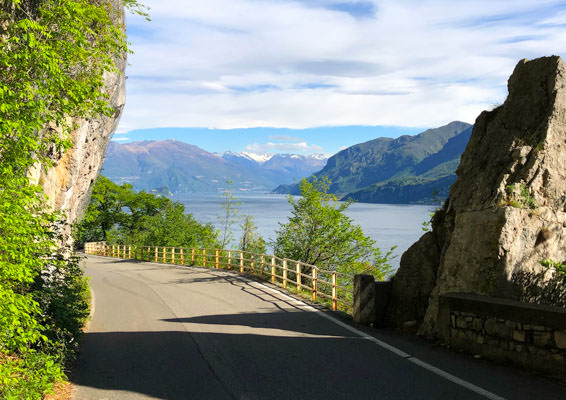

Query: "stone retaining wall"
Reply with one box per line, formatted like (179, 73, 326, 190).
(438, 293, 566, 375)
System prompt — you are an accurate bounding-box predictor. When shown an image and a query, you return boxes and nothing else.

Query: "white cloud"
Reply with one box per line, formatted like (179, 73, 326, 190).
(119, 0, 566, 131)
(111, 137, 130, 141)
(269, 135, 303, 142)
(245, 141, 323, 154)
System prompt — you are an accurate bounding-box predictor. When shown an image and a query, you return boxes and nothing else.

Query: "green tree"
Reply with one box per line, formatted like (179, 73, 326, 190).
(75, 175, 218, 249)
(240, 215, 266, 254)
(131, 202, 218, 248)
(274, 177, 393, 280)
(75, 176, 170, 245)
(217, 180, 240, 248)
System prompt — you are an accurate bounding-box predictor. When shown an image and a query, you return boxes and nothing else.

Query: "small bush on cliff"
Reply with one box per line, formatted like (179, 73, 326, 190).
(0, 0, 146, 397)
(504, 183, 537, 209)
(512, 260, 566, 308)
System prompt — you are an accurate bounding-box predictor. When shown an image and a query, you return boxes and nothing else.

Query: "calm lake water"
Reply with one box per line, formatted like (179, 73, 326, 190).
(174, 193, 432, 270)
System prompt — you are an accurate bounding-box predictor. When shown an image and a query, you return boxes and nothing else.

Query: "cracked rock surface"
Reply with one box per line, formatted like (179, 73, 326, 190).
(386, 56, 566, 336)
(29, 0, 126, 242)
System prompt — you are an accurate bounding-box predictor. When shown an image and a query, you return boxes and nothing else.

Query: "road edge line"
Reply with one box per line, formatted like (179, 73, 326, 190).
(249, 280, 507, 400)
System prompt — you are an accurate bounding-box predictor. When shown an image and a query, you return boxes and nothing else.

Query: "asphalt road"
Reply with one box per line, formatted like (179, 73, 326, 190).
(72, 256, 566, 400)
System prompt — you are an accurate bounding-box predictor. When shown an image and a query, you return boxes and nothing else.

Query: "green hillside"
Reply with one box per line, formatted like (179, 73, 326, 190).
(274, 121, 472, 204)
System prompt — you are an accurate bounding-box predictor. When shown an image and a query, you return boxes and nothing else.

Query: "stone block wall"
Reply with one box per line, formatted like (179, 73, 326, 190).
(438, 293, 566, 375)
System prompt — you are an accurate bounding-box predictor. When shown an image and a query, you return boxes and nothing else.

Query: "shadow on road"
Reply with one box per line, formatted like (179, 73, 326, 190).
(161, 310, 357, 337)
(72, 329, 472, 400)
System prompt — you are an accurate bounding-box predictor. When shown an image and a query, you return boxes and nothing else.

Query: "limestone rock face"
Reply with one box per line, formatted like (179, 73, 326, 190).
(386, 56, 566, 336)
(31, 0, 125, 228)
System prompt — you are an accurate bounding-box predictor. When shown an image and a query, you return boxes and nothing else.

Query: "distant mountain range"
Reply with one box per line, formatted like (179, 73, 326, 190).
(102, 140, 327, 193)
(273, 121, 473, 204)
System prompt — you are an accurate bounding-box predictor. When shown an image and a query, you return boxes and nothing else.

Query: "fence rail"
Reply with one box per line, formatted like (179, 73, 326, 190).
(84, 242, 354, 311)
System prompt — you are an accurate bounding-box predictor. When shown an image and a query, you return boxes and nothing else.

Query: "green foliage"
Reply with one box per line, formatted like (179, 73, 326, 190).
(511, 259, 566, 309)
(76, 176, 218, 249)
(539, 259, 566, 274)
(274, 177, 393, 280)
(0, 350, 64, 400)
(520, 184, 537, 209)
(240, 215, 266, 254)
(504, 183, 537, 209)
(0, 0, 146, 396)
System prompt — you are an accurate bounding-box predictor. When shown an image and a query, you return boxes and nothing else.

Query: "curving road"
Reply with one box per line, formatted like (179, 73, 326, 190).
(72, 256, 566, 400)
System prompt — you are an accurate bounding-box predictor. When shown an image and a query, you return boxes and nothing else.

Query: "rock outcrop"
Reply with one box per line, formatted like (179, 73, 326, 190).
(30, 0, 126, 230)
(386, 56, 566, 336)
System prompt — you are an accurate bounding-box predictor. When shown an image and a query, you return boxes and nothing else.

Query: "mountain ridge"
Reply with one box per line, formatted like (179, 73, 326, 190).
(102, 140, 327, 193)
(273, 121, 473, 204)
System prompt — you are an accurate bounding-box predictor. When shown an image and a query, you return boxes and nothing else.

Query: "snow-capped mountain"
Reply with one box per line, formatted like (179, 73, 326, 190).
(240, 152, 274, 163)
(103, 140, 328, 194)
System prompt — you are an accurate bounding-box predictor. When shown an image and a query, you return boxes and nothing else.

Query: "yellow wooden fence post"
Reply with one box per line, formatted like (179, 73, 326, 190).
(261, 255, 265, 276)
(271, 257, 276, 283)
(296, 262, 301, 290)
(283, 259, 288, 289)
(172, 247, 175, 264)
(191, 248, 195, 264)
(128, 245, 132, 259)
(240, 251, 244, 273)
(250, 254, 255, 274)
(215, 250, 219, 269)
(203, 249, 207, 267)
(180, 248, 184, 264)
(155, 247, 158, 262)
(312, 268, 317, 301)
(332, 272, 337, 311)
(227, 251, 231, 269)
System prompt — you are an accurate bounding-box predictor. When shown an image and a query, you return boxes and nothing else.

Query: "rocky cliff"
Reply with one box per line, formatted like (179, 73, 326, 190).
(30, 0, 126, 228)
(386, 56, 566, 336)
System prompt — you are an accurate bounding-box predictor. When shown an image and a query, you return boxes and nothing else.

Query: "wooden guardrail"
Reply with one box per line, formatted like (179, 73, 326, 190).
(84, 242, 354, 311)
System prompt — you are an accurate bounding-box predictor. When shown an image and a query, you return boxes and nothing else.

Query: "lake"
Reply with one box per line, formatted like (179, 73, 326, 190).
(174, 193, 432, 270)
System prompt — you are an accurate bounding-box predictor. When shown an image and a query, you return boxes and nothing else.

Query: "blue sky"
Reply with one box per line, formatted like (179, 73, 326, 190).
(115, 0, 566, 154)
(113, 125, 423, 155)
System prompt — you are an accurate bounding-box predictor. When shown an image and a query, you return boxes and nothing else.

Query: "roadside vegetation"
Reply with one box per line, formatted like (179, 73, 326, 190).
(75, 176, 219, 249)
(274, 177, 393, 280)
(0, 0, 146, 398)
(513, 259, 566, 308)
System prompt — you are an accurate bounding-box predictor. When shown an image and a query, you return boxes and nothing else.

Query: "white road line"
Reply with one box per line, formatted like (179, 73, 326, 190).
(248, 279, 507, 400)
(408, 358, 507, 400)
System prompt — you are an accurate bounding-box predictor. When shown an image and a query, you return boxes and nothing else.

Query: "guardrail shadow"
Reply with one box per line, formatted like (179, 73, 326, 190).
(161, 310, 358, 337)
